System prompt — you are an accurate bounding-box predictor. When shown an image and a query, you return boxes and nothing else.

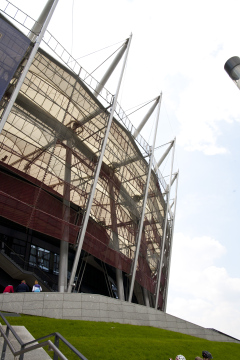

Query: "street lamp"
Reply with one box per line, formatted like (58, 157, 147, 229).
(224, 56, 240, 89)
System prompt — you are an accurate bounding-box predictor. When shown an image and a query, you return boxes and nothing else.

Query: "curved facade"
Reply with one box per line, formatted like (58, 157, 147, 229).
(0, 6, 174, 311)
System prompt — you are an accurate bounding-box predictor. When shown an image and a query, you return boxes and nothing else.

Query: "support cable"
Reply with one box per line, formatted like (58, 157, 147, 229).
(71, 0, 74, 55)
(88, 45, 123, 77)
(118, 48, 129, 106)
(154, 140, 173, 151)
(147, 117, 154, 143)
(162, 152, 170, 175)
(102, 261, 114, 298)
(125, 98, 156, 118)
(75, 40, 125, 60)
(75, 251, 88, 293)
(162, 101, 180, 171)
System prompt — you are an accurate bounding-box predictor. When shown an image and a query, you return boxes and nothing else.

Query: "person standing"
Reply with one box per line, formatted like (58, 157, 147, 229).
(3, 285, 14, 293)
(15, 280, 29, 292)
(32, 280, 42, 292)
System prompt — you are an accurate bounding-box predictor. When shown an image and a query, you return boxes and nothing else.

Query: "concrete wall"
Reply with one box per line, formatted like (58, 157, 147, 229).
(0, 293, 239, 343)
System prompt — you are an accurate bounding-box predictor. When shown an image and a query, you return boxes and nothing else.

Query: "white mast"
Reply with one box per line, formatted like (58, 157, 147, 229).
(0, 0, 59, 134)
(128, 94, 162, 302)
(94, 40, 128, 97)
(155, 138, 176, 309)
(67, 35, 133, 293)
(133, 96, 160, 138)
(163, 170, 179, 312)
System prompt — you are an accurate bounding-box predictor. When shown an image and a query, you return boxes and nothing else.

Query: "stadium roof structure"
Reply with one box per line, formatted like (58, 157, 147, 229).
(0, 0, 178, 311)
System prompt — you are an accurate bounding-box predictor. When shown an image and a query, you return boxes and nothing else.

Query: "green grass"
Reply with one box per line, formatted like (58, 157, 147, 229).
(4, 314, 240, 360)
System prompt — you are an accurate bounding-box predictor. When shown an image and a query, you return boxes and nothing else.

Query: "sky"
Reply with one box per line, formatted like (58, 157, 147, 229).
(3, 0, 240, 340)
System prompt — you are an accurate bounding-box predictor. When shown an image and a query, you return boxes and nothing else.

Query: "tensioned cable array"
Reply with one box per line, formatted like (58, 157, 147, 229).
(75, 40, 126, 61)
(87, 44, 124, 78)
(126, 98, 156, 118)
(71, 0, 74, 55)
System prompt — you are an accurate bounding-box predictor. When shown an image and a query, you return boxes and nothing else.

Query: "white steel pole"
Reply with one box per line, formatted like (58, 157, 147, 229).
(170, 172, 178, 187)
(93, 40, 128, 97)
(58, 138, 72, 292)
(155, 138, 175, 309)
(28, 0, 55, 42)
(0, 0, 59, 134)
(67, 34, 132, 293)
(128, 93, 162, 303)
(133, 96, 159, 139)
(155, 140, 174, 171)
(162, 170, 179, 312)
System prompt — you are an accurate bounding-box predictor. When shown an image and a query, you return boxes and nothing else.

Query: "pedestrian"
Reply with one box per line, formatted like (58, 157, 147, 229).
(15, 280, 29, 292)
(32, 280, 42, 292)
(195, 351, 213, 360)
(3, 285, 14, 293)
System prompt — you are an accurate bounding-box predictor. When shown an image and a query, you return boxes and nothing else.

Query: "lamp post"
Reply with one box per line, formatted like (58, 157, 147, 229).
(224, 56, 240, 89)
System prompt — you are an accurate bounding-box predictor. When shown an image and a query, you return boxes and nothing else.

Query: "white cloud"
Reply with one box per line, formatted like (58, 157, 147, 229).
(167, 233, 240, 339)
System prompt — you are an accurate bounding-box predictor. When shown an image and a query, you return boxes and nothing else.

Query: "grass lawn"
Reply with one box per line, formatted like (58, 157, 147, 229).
(4, 314, 240, 360)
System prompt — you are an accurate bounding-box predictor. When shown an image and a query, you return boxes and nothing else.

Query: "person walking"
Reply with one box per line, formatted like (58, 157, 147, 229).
(3, 285, 14, 293)
(32, 280, 42, 292)
(15, 280, 29, 292)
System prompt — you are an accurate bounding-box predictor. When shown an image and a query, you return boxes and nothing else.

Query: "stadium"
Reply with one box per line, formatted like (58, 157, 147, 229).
(0, 0, 178, 311)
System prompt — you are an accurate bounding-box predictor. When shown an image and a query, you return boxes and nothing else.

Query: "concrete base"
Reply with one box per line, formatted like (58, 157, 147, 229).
(0, 293, 239, 343)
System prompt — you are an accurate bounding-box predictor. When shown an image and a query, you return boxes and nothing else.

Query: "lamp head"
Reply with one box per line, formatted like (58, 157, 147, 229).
(224, 56, 240, 81)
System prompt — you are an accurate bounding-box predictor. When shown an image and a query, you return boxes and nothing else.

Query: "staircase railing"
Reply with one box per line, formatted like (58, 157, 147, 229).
(0, 312, 88, 360)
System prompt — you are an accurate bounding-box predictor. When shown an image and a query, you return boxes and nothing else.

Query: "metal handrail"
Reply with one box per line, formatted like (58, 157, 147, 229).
(0, 312, 88, 360)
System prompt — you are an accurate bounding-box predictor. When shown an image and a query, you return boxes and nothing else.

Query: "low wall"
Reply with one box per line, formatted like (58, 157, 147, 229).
(0, 293, 238, 343)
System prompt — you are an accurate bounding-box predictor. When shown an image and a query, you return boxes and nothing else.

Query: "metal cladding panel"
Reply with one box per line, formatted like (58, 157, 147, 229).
(0, 15, 31, 100)
(0, 169, 111, 246)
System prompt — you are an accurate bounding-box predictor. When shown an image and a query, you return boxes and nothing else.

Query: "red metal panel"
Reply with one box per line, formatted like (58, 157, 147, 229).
(0, 168, 157, 294)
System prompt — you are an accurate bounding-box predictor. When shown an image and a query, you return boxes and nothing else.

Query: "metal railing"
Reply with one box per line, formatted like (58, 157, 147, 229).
(0, 0, 36, 33)
(0, 0, 166, 191)
(0, 312, 88, 360)
(41, 31, 151, 157)
(0, 1, 150, 156)
(152, 156, 167, 192)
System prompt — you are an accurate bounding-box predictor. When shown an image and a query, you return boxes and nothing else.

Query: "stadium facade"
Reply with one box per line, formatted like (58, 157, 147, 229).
(0, 0, 178, 311)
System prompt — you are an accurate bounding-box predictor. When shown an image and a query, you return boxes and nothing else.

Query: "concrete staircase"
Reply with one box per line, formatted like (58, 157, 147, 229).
(0, 325, 51, 360)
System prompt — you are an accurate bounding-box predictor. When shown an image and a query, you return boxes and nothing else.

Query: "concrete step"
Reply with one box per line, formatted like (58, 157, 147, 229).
(0, 325, 51, 360)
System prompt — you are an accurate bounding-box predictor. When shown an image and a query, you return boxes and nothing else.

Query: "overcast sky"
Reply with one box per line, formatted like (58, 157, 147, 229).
(4, 0, 240, 339)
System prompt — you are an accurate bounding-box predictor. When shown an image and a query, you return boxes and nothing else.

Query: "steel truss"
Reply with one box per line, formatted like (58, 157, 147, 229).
(0, 2, 176, 310)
